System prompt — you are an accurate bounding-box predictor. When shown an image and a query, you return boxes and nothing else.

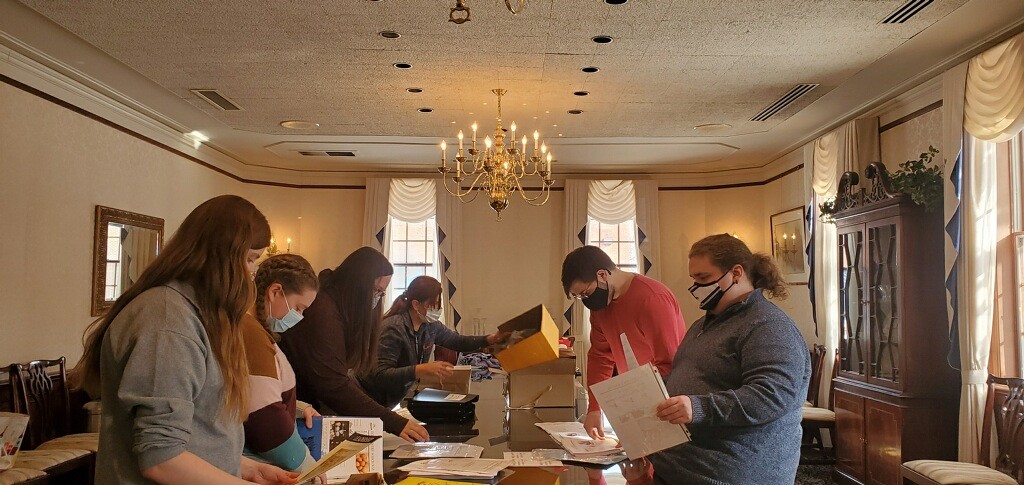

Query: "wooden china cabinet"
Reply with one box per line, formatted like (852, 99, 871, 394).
(831, 164, 960, 485)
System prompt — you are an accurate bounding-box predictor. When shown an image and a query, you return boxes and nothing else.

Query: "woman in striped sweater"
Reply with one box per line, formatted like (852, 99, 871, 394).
(240, 254, 322, 479)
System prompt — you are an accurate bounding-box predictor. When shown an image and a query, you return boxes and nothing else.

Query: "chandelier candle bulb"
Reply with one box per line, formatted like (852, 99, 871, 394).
(457, 131, 464, 154)
(472, 123, 478, 152)
(440, 140, 447, 170)
(540, 143, 547, 155)
(521, 136, 528, 163)
(510, 122, 517, 147)
(546, 152, 552, 173)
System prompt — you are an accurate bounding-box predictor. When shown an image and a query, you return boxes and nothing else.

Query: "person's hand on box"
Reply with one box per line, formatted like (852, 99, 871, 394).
(416, 361, 454, 379)
(486, 331, 511, 345)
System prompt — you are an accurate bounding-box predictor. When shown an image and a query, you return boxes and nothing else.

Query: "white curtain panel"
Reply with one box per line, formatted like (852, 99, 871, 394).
(435, 182, 464, 331)
(564, 180, 590, 378)
(810, 131, 840, 409)
(951, 32, 1024, 461)
(837, 117, 880, 173)
(389, 179, 437, 222)
(363, 178, 391, 254)
(964, 32, 1024, 143)
(634, 180, 662, 280)
(958, 136, 998, 463)
(588, 180, 636, 224)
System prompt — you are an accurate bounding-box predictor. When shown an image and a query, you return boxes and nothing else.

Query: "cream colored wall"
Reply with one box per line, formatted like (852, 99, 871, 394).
(0, 82, 243, 365)
(457, 193, 566, 335)
(879, 107, 943, 170)
(241, 185, 366, 274)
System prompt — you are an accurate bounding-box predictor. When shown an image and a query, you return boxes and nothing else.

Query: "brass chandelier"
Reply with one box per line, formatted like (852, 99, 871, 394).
(448, 0, 526, 24)
(438, 88, 555, 222)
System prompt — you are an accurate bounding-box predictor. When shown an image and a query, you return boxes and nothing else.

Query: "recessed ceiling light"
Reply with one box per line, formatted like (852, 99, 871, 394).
(573, 91, 590, 97)
(418, 107, 433, 113)
(379, 31, 401, 39)
(605, 0, 628, 4)
(469, 112, 474, 115)
(280, 120, 320, 130)
(545, 110, 550, 114)
(582, 66, 600, 73)
(552, 124, 558, 127)
(568, 109, 584, 115)
(533, 116, 538, 119)
(451, 121, 456, 124)
(393, 62, 412, 69)
(407, 87, 423, 93)
(558, 133, 563, 136)
(693, 123, 733, 134)
(592, 35, 613, 44)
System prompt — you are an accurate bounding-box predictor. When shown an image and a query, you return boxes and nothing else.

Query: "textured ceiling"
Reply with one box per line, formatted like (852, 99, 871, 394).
(9, 0, 992, 172)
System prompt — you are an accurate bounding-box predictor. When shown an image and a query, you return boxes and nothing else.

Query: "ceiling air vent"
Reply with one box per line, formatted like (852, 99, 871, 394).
(297, 150, 356, 157)
(881, 0, 934, 24)
(190, 89, 243, 111)
(750, 83, 819, 122)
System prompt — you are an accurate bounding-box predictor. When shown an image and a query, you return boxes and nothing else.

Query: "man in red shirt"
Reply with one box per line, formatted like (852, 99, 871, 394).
(562, 245, 687, 439)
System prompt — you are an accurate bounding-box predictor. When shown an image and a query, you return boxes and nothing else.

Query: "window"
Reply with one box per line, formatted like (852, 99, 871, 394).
(388, 215, 439, 305)
(105, 223, 124, 300)
(587, 218, 639, 272)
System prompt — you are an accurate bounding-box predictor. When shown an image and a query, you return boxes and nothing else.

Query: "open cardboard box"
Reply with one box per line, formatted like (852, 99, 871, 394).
(414, 365, 472, 394)
(507, 357, 578, 408)
(494, 305, 560, 373)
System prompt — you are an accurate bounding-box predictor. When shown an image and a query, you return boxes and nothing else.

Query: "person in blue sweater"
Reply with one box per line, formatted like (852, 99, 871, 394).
(638, 233, 811, 485)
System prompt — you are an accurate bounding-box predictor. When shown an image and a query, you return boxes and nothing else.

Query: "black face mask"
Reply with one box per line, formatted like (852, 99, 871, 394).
(582, 279, 610, 311)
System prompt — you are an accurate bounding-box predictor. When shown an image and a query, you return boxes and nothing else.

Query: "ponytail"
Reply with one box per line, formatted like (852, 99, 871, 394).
(384, 276, 442, 320)
(689, 234, 788, 300)
(750, 253, 788, 300)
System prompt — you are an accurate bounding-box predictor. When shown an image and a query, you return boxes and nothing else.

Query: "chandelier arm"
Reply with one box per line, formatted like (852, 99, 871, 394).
(513, 176, 549, 204)
(504, 0, 527, 14)
(521, 185, 552, 206)
(441, 172, 476, 198)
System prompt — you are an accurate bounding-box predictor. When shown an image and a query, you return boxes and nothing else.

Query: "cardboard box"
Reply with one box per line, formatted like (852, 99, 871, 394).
(297, 416, 383, 482)
(415, 365, 472, 394)
(506, 407, 577, 452)
(0, 413, 29, 470)
(494, 305, 560, 373)
(507, 357, 578, 408)
(501, 466, 561, 485)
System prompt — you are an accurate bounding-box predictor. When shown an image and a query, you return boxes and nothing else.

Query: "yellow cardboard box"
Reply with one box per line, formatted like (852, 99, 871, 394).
(494, 305, 560, 373)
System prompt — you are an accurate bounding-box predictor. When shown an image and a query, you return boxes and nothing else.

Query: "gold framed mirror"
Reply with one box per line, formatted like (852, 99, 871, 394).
(91, 206, 164, 316)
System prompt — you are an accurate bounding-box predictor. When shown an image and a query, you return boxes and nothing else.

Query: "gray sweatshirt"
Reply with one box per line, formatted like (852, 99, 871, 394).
(359, 311, 489, 408)
(96, 281, 243, 484)
(649, 290, 810, 485)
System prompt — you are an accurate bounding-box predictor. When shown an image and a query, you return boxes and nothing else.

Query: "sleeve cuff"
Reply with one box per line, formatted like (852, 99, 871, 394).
(688, 395, 708, 425)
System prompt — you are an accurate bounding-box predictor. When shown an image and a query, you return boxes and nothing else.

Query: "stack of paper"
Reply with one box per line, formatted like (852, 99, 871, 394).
(534, 422, 623, 458)
(397, 458, 510, 481)
(390, 442, 484, 459)
(502, 451, 563, 468)
(589, 363, 691, 460)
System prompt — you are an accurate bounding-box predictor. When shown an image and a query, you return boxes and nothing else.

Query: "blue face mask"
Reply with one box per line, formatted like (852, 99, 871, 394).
(267, 293, 303, 333)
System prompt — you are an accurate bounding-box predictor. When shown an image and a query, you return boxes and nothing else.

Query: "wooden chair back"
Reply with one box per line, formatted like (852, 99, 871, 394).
(8, 357, 73, 450)
(807, 344, 828, 407)
(985, 376, 1024, 482)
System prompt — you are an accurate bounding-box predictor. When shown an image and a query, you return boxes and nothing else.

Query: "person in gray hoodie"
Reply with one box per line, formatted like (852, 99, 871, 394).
(359, 276, 508, 409)
(631, 233, 810, 485)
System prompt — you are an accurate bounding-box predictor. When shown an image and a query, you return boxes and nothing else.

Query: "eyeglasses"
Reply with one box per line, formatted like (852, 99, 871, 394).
(568, 280, 598, 301)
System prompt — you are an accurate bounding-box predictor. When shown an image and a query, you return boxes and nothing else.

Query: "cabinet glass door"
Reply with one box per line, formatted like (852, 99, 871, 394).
(867, 220, 900, 385)
(838, 227, 866, 378)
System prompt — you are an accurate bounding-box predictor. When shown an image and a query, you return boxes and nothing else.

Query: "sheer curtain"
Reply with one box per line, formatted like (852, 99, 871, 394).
(564, 180, 590, 376)
(435, 182, 464, 330)
(634, 180, 662, 280)
(808, 131, 840, 407)
(363, 178, 391, 254)
(947, 31, 1024, 462)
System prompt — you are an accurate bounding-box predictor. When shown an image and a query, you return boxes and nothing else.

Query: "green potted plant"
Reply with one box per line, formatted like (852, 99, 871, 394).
(890, 146, 943, 212)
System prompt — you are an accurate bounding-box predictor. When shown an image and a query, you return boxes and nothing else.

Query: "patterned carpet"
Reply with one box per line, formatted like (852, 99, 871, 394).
(796, 465, 838, 485)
